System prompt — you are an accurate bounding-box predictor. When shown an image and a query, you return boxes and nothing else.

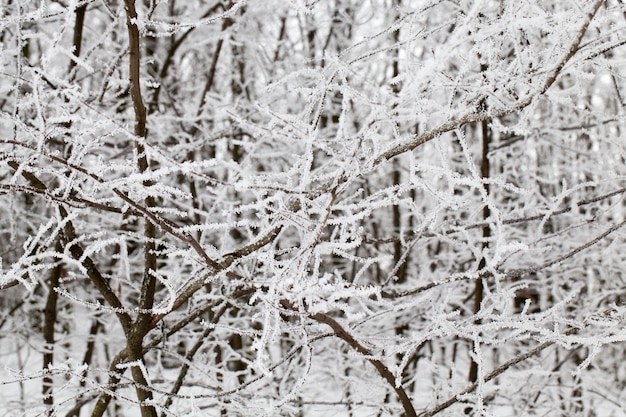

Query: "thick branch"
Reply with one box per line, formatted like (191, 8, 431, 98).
(123, 0, 147, 141)
(90, 349, 128, 417)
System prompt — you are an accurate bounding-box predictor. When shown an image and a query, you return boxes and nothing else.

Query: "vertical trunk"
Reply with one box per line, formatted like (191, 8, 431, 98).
(468, 87, 491, 388)
(123, 1, 157, 416)
(387, 2, 416, 403)
(44, 16, 88, 410)
(127, 331, 156, 417)
(67, 3, 86, 78)
(389, 0, 407, 285)
(42, 243, 62, 414)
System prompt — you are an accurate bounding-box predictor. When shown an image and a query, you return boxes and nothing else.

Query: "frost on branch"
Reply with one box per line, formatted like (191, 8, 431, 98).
(1, 0, 625, 416)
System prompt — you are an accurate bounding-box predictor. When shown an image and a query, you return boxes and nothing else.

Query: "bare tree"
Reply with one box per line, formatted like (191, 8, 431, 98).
(2, 1, 626, 416)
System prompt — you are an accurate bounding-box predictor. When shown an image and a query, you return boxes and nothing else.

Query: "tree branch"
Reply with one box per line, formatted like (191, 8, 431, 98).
(420, 328, 580, 416)
(372, 0, 604, 165)
(281, 300, 418, 417)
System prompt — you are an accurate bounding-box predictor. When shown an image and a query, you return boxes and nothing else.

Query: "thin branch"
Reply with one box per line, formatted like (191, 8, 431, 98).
(148, 2, 236, 112)
(0, 182, 139, 215)
(420, 328, 580, 416)
(6, 160, 133, 332)
(383, 217, 626, 299)
(59, 205, 133, 333)
(372, 0, 604, 165)
(281, 300, 418, 417)
(366, 184, 626, 245)
(4, 141, 234, 300)
(160, 303, 230, 415)
(507, 218, 626, 279)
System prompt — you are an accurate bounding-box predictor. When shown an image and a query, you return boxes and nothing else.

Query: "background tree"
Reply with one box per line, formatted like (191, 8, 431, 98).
(2, 1, 626, 416)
